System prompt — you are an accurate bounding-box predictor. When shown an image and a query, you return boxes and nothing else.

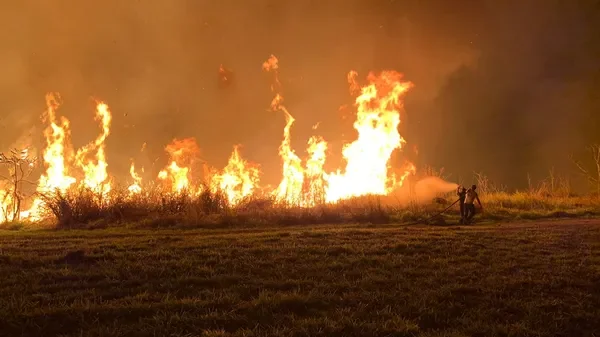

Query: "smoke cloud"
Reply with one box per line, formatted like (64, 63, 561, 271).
(412, 0, 600, 190)
(0, 1, 597, 191)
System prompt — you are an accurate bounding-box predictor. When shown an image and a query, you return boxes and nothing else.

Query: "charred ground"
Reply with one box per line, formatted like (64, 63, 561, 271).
(0, 219, 599, 337)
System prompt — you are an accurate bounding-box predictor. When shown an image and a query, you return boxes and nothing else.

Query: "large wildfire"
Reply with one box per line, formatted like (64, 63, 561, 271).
(0, 56, 416, 223)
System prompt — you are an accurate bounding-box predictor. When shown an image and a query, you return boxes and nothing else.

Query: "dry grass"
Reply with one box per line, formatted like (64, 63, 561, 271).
(0, 188, 595, 231)
(0, 169, 598, 230)
(0, 220, 598, 336)
(16, 184, 598, 230)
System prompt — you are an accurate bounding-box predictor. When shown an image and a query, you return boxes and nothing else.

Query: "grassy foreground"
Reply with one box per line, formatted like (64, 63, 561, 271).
(0, 220, 599, 336)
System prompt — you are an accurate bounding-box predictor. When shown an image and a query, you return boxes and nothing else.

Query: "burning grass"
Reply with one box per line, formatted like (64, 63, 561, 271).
(0, 220, 598, 336)
(3, 182, 599, 231)
(2, 55, 600, 229)
(0, 56, 421, 224)
(19, 186, 402, 230)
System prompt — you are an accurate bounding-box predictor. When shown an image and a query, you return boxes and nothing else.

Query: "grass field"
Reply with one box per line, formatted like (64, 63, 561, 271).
(1, 219, 599, 337)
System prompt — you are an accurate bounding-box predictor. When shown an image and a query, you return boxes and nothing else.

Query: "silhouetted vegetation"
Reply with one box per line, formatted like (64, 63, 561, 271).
(13, 176, 597, 231)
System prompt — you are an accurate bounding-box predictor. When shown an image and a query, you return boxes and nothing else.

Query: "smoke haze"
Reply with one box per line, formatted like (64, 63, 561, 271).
(0, 0, 598, 190)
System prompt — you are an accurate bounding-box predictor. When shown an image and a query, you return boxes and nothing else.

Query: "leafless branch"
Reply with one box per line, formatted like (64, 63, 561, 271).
(569, 144, 600, 196)
(570, 155, 597, 182)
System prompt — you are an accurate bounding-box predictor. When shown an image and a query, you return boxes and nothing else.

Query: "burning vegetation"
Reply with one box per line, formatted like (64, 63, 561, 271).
(0, 55, 436, 226)
(4, 54, 600, 229)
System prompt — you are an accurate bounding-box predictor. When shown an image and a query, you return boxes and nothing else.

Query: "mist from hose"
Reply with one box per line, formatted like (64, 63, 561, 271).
(412, 176, 459, 203)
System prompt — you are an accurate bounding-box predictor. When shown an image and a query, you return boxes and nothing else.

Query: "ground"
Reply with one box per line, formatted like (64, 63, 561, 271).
(0, 219, 599, 337)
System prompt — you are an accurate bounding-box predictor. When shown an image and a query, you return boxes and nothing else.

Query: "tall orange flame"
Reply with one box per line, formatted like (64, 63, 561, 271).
(158, 138, 200, 193)
(304, 136, 328, 205)
(263, 56, 308, 205)
(128, 162, 142, 195)
(75, 101, 112, 197)
(210, 146, 260, 205)
(38, 94, 77, 193)
(325, 71, 414, 202)
(21, 94, 77, 220)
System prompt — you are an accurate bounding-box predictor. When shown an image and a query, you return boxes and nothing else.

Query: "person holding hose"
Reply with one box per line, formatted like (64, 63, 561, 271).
(457, 186, 467, 223)
(464, 185, 483, 224)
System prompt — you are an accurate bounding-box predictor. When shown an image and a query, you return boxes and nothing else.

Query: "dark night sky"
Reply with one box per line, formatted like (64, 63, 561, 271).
(0, 0, 599, 190)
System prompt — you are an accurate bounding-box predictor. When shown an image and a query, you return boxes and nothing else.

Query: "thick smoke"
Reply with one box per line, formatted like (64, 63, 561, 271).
(0, 1, 597, 191)
(412, 0, 600, 191)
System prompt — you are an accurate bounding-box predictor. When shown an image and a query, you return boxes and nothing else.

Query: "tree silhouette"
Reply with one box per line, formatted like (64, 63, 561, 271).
(0, 148, 37, 222)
